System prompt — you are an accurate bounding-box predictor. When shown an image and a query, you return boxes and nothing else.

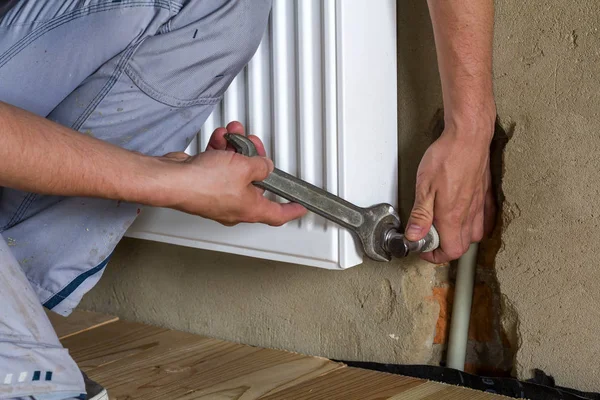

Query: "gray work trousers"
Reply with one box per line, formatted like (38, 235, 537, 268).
(0, 0, 272, 397)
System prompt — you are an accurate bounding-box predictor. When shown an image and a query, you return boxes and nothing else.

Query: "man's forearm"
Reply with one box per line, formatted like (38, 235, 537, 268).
(0, 101, 172, 205)
(427, 0, 496, 136)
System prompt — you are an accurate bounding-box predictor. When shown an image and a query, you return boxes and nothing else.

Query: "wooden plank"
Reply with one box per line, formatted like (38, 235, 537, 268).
(259, 367, 510, 400)
(258, 367, 424, 400)
(46, 309, 119, 340)
(57, 316, 510, 400)
(62, 320, 343, 400)
(388, 381, 512, 400)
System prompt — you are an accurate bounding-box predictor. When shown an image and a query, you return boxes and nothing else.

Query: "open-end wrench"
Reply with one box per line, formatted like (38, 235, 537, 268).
(225, 134, 440, 262)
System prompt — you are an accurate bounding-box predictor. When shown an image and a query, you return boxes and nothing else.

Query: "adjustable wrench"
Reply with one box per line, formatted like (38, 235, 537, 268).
(225, 134, 440, 262)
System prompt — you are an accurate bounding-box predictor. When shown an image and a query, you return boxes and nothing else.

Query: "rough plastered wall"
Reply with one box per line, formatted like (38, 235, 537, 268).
(80, 240, 439, 364)
(493, 0, 600, 391)
(79, 1, 509, 371)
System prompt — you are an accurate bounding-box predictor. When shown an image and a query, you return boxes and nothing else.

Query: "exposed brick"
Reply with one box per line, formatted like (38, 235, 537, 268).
(464, 363, 512, 377)
(468, 284, 494, 342)
(430, 286, 454, 344)
(464, 363, 478, 375)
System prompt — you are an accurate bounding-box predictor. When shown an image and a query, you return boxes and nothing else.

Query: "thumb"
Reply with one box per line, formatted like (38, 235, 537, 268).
(405, 190, 435, 241)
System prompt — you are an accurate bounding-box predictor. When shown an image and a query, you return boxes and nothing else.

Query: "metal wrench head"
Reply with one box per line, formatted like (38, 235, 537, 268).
(358, 204, 401, 262)
(225, 134, 259, 157)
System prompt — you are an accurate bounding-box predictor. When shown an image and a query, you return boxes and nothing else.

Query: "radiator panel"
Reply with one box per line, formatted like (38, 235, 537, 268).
(127, 0, 397, 270)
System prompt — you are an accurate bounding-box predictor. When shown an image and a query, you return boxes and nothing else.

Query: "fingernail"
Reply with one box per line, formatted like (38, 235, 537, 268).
(406, 224, 422, 237)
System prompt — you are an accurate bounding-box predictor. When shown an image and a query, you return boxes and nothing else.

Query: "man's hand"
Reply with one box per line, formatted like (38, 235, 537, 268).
(405, 121, 496, 263)
(159, 122, 306, 226)
(0, 101, 305, 227)
(405, 0, 496, 263)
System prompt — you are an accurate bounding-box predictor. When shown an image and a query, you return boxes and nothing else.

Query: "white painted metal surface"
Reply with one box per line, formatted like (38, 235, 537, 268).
(126, 0, 398, 269)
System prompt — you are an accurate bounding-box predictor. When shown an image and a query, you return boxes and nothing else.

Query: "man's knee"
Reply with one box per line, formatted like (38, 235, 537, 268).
(125, 0, 273, 107)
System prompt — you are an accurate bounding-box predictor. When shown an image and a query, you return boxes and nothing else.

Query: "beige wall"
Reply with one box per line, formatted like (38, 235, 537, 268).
(81, 0, 600, 392)
(493, 0, 600, 391)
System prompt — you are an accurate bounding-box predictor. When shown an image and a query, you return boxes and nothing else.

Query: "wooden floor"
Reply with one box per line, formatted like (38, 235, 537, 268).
(49, 310, 510, 400)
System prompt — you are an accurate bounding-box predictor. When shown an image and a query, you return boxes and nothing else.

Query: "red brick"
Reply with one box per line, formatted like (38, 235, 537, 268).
(464, 363, 512, 377)
(430, 286, 454, 344)
(468, 284, 494, 342)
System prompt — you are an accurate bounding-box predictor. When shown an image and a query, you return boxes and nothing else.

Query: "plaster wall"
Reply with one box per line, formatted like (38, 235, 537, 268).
(493, 0, 600, 391)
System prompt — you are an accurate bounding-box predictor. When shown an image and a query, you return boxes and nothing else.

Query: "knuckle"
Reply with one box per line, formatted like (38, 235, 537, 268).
(256, 160, 270, 180)
(414, 184, 433, 202)
(472, 228, 484, 242)
(241, 209, 260, 223)
(268, 217, 286, 227)
(446, 246, 465, 260)
(219, 219, 238, 227)
(446, 212, 463, 226)
(410, 205, 433, 222)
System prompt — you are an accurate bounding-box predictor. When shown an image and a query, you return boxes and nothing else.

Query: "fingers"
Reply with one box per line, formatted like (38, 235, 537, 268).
(206, 127, 229, 151)
(468, 190, 483, 243)
(483, 169, 497, 236)
(207, 122, 268, 157)
(405, 186, 435, 241)
(226, 121, 245, 135)
(248, 135, 267, 157)
(244, 155, 275, 181)
(206, 121, 245, 152)
(254, 196, 307, 226)
(471, 208, 485, 243)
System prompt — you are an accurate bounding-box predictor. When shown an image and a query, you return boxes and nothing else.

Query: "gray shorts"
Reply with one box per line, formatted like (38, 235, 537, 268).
(0, 0, 271, 397)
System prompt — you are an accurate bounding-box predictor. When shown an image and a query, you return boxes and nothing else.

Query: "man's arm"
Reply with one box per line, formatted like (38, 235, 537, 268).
(404, 0, 496, 263)
(0, 101, 305, 226)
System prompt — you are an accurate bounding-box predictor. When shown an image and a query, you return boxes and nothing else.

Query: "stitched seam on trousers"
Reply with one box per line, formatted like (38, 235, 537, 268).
(0, 2, 172, 231)
(72, 42, 143, 131)
(2, 193, 38, 231)
(12, 194, 37, 225)
(1, 194, 30, 230)
(124, 65, 224, 107)
(0, 0, 174, 27)
(0, 1, 172, 68)
(169, 0, 184, 17)
(1, 193, 33, 230)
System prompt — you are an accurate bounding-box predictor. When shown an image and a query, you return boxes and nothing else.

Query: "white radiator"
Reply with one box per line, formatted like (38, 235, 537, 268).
(126, 0, 398, 269)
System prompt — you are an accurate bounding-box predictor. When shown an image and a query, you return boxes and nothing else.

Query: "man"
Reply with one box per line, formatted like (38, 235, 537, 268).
(0, 0, 495, 398)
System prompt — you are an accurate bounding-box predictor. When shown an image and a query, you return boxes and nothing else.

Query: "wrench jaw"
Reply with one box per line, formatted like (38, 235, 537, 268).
(224, 133, 259, 157)
(357, 203, 401, 262)
(223, 133, 425, 261)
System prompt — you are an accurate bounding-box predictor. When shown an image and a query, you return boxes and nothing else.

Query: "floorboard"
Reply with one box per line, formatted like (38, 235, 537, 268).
(51, 311, 510, 400)
(46, 309, 118, 339)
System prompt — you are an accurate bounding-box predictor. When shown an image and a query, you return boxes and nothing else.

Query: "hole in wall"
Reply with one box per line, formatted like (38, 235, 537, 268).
(474, 117, 516, 375)
(425, 109, 518, 375)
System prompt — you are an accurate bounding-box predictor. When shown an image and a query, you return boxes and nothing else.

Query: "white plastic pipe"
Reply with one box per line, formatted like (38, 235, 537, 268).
(446, 242, 479, 371)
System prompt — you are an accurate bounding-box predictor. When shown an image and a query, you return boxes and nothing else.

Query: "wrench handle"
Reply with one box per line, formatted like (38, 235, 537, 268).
(257, 168, 365, 231)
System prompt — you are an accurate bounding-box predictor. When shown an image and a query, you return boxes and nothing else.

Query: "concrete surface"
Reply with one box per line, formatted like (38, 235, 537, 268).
(493, 0, 600, 391)
(80, 1, 444, 366)
(81, 239, 439, 364)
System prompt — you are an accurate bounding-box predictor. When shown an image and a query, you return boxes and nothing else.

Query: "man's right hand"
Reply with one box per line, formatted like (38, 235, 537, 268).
(157, 121, 307, 227)
(0, 102, 305, 227)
